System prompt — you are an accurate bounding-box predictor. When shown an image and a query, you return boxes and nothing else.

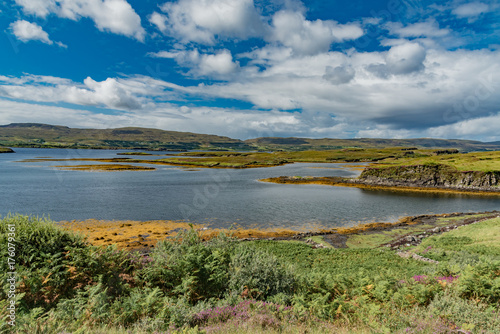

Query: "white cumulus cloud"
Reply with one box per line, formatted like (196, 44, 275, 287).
(452, 2, 490, 19)
(150, 49, 239, 78)
(14, 0, 145, 41)
(386, 19, 450, 38)
(10, 20, 53, 44)
(269, 10, 363, 56)
(152, 0, 264, 44)
(9, 20, 66, 47)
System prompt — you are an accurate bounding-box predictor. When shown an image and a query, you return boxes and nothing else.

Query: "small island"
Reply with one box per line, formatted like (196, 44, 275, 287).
(262, 150, 500, 194)
(0, 147, 14, 153)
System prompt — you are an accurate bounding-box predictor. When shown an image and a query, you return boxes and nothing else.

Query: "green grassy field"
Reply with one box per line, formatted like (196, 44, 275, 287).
(1, 214, 498, 333)
(375, 150, 500, 172)
(345, 214, 497, 249)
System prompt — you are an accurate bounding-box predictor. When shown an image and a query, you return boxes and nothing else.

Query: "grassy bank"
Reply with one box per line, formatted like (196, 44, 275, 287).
(0, 147, 14, 153)
(374, 150, 500, 172)
(1, 214, 499, 333)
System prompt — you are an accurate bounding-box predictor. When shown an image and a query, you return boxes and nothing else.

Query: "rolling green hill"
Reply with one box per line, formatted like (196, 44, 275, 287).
(1, 123, 500, 152)
(0, 123, 249, 151)
(245, 136, 500, 152)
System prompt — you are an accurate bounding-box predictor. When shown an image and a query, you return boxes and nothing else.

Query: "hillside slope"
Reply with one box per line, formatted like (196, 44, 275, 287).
(245, 137, 500, 152)
(2, 123, 500, 152)
(0, 123, 248, 150)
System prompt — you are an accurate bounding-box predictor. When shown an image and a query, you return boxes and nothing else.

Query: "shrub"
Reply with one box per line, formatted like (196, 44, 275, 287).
(0, 215, 134, 309)
(139, 228, 235, 303)
(228, 246, 295, 301)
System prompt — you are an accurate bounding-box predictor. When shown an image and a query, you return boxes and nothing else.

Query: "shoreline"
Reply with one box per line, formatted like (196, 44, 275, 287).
(59, 211, 500, 251)
(260, 176, 500, 196)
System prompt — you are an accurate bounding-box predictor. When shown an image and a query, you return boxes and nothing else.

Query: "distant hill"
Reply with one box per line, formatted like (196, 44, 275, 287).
(1, 123, 500, 152)
(0, 123, 249, 151)
(244, 137, 500, 152)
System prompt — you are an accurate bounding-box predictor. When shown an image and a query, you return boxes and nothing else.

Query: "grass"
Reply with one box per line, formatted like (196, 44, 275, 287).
(416, 217, 500, 252)
(375, 150, 500, 172)
(308, 236, 333, 248)
(0, 147, 14, 153)
(345, 213, 499, 249)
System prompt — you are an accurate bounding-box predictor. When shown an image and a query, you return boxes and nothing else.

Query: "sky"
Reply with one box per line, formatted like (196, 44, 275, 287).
(0, 0, 499, 141)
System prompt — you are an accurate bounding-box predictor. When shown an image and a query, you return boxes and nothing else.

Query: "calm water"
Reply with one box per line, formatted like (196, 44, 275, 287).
(1, 148, 499, 230)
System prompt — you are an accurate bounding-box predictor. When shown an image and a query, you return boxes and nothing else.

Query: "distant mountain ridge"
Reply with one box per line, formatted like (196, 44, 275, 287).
(1, 123, 499, 152)
(246, 137, 500, 152)
(0, 123, 247, 151)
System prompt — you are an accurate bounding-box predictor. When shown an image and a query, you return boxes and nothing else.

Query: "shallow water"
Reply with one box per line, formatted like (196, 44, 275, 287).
(1, 148, 499, 230)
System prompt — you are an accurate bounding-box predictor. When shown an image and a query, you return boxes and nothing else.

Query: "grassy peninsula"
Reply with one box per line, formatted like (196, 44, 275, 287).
(1, 213, 499, 333)
(0, 147, 14, 153)
(262, 150, 500, 194)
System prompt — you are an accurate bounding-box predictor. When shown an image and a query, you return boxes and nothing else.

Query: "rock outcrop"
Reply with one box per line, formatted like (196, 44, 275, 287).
(357, 164, 500, 192)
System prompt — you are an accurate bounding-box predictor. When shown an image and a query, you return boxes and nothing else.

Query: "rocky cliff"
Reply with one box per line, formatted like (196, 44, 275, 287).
(357, 164, 500, 192)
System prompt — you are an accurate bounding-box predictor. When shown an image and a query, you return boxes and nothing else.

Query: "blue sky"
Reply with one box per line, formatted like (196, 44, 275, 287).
(0, 0, 499, 141)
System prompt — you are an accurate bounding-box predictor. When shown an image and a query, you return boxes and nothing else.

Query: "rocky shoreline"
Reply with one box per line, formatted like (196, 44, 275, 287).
(239, 211, 500, 248)
(356, 164, 500, 192)
(64, 211, 500, 253)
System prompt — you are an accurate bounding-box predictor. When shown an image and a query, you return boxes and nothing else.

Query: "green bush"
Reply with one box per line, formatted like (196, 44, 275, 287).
(138, 228, 235, 303)
(228, 246, 295, 300)
(0, 215, 134, 310)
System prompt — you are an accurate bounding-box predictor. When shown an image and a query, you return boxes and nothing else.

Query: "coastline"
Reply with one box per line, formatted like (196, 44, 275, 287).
(260, 176, 500, 196)
(59, 211, 500, 251)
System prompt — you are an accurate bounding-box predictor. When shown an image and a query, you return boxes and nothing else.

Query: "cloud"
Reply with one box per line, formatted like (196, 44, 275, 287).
(323, 65, 355, 85)
(452, 2, 490, 20)
(1, 44, 500, 141)
(428, 112, 500, 142)
(366, 42, 426, 77)
(150, 49, 239, 78)
(386, 19, 450, 38)
(14, 0, 57, 18)
(10, 20, 54, 46)
(0, 75, 150, 110)
(385, 42, 426, 74)
(152, 0, 265, 44)
(14, 0, 145, 41)
(268, 10, 363, 56)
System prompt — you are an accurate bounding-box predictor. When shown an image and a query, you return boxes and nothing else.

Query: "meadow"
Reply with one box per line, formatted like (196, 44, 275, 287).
(1, 214, 499, 333)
